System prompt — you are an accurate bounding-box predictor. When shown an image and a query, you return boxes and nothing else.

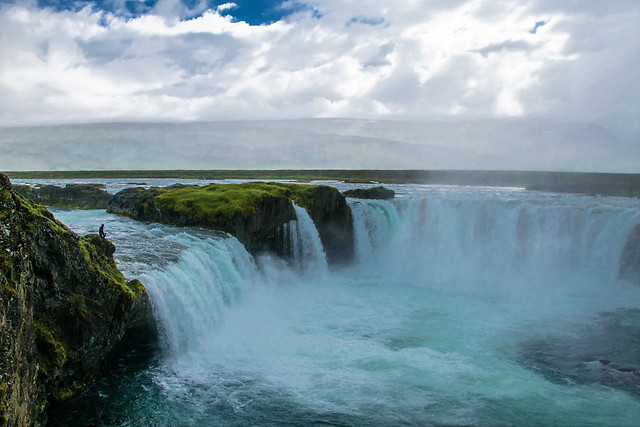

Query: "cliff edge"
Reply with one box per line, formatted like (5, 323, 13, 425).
(107, 182, 354, 265)
(0, 174, 155, 426)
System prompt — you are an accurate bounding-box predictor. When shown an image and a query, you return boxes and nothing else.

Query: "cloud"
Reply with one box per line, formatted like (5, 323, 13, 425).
(0, 0, 638, 162)
(347, 16, 387, 27)
(473, 40, 534, 58)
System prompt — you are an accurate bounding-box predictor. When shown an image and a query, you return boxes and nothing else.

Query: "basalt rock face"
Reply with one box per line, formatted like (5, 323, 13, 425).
(23, 184, 114, 210)
(342, 186, 395, 200)
(619, 223, 640, 283)
(299, 186, 354, 265)
(107, 183, 354, 265)
(0, 174, 155, 426)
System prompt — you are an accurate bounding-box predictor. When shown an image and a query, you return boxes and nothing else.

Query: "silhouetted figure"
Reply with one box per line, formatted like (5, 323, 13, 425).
(99, 224, 106, 239)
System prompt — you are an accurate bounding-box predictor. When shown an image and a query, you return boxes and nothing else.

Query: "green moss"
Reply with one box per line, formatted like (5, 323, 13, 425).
(78, 236, 135, 299)
(272, 182, 324, 211)
(0, 253, 11, 276)
(153, 182, 323, 223)
(51, 380, 89, 403)
(155, 182, 286, 220)
(14, 194, 69, 234)
(0, 381, 7, 424)
(0, 253, 16, 299)
(2, 284, 15, 299)
(34, 321, 67, 377)
(0, 382, 7, 424)
(128, 279, 148, 298)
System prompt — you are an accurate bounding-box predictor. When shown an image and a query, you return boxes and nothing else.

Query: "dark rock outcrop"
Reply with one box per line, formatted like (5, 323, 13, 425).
(343, 186, 395, 200)
(619, 223, 640, 283)
(107, 185, 297, 256)
(10, 185, 32, 198)
(299, 186, 354, 265)
(22, 184, 114, 210)
(107, 183, 354, 265)
(0, 174, 155, 426)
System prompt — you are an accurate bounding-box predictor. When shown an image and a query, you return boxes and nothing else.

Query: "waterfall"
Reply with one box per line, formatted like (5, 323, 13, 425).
(284, 203, 329, 276)
(138, 234, 258, 357)
(139, 203, 330, 357)
(45, 190, 640, 427)
(349, 196, 640, 287)
(349, 199, 400, 263)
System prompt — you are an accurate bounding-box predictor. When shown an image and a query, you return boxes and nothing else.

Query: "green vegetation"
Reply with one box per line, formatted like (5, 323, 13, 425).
(274, 182, 334, 209)
(0, 252, 16, 299)
(154, 182, 325, 222)
(0, 381, 7, 426)
(78, 235, 135, 300)
(34, 321, 68, 378)
(5, 169, 639, 197)
(51, 380, 90, 403)
(1, 174, 157, 423)
(14, 194, 69, 234)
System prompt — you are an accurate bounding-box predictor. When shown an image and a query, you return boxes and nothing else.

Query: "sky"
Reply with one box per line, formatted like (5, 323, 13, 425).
(0, 0, 639, 172)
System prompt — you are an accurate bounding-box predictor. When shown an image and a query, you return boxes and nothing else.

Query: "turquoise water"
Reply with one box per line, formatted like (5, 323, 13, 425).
(46, 183, 640, 426)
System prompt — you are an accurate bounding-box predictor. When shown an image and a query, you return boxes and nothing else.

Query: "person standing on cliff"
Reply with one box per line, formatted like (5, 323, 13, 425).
(99, 224, 106, 239)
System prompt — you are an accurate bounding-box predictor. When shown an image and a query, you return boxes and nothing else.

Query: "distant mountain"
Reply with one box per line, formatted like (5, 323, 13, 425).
(0, 119, 637, 172)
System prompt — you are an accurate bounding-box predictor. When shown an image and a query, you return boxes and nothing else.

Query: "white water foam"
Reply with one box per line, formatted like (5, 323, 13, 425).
(46, 187, 640, 426)
(283, 203, 328, 277)
(138, 234, 258, 358)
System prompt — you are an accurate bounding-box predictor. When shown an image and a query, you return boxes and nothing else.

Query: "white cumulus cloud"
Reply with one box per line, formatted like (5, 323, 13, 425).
(0, 0, 638, 171)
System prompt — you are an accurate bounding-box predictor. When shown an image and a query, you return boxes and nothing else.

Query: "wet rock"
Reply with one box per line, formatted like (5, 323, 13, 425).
(342, 186, 395, 200)
(107, 182, 354, 265)
(25, 184, 114, 209)
(0, 174, 156, 426)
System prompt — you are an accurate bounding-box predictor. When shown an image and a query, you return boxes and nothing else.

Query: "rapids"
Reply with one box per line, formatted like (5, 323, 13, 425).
(41, 182, 640, 426)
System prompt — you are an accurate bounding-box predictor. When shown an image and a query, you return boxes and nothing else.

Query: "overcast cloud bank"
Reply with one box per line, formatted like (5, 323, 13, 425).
(0, 1, 638, 171)
(1, 119, 636, 172)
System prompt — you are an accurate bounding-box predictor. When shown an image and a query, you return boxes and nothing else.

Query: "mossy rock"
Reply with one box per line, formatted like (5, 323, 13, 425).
(11, 184, 33, 198)
(108, 182, 354, 264)
(26, 184, 114, 209)
(0, 173, 156, 425)
(342, 186, 395, 199)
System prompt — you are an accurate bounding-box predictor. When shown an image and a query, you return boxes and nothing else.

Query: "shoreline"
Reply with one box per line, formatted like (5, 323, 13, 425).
(4, 169, 640, 198)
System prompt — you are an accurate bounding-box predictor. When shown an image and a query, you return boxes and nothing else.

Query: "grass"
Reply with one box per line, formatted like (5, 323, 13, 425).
(154, 182, 324, 221)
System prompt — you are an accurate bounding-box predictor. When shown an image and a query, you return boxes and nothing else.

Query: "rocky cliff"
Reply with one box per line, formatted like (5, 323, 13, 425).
(292, 185, 354, 265)
(107, 182, 354, 265)
(342, 186, 395, 200)
(0, 174, 155, 426)
(15, 184, 114, 210)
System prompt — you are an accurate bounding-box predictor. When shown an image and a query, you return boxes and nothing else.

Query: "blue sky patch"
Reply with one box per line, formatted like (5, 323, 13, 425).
(529, 20, 547, 34)
(1, 0, 306, 25)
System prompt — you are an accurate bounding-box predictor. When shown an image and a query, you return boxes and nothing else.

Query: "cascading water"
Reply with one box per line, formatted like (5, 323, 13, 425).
(282, 203, 328, 276)
(45, 184, 640, 426)
(139, 235, 258, 357)
(349, 194, 639, 287)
